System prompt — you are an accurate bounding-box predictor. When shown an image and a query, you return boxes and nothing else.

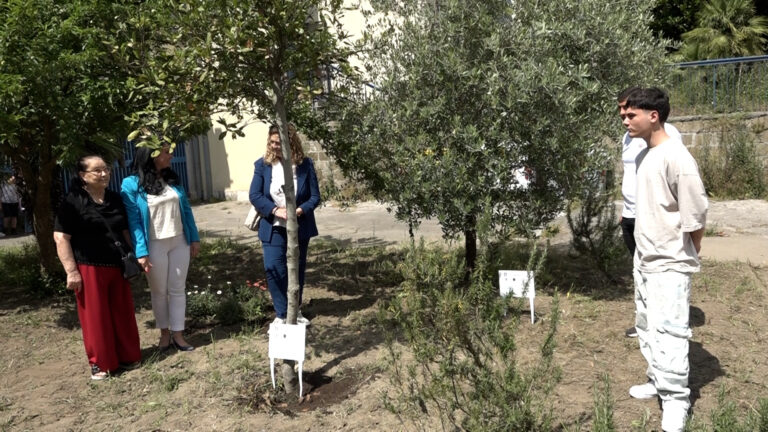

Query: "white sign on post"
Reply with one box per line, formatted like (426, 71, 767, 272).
(498, 270, 535, 323)
(268, 322, 307, 397)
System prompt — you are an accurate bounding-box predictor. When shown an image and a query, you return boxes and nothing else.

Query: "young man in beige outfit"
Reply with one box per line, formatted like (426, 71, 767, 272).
(622, 88, 708, 432)
(617, 87, 682, 339)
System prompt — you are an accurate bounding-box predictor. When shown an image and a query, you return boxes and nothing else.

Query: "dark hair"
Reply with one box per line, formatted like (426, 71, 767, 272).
(617, 86, 642, 103)
(625, 87, 670, 123)
(131, 146, 179, 195)
(69, 155, 103, 192)
(67, 155, 104, 205)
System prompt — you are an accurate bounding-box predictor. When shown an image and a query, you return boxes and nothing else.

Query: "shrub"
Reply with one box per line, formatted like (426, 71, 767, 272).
(592, 374, 616, 432)
(694, 119, 767, 199)
(566, 169, 628, 280)
(186, 278, 270, 327)
(0, 243, 66, 297)
(381, 239, 559, 431)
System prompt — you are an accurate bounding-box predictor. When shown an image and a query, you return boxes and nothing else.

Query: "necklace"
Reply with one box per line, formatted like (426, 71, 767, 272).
(84, 187, 105, 204)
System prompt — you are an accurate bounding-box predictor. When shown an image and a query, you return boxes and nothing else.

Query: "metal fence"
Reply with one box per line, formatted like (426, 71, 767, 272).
(313, 64, 378, 109)
(60, 140, 189, 195)
(316, 58, 768, 117)
(670, 55, 768, 116)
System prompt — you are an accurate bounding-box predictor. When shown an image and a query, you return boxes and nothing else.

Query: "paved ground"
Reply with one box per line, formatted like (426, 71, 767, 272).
(192, 200, 446, 247)
(2, 199, 767, 265)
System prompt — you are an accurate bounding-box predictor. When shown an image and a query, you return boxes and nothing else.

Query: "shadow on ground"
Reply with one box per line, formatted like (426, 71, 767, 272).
(690, 340, 724, 407)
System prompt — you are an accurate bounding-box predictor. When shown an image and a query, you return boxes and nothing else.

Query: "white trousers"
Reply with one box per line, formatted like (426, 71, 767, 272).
(634, 269, 692, 409)
(147, 234, 190, 331)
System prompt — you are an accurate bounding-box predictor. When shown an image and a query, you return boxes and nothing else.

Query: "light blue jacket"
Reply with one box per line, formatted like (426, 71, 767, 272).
(120, 175, 200, 258)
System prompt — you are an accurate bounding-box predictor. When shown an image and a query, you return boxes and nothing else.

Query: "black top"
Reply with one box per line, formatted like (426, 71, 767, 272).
(54, 189, 129, 267)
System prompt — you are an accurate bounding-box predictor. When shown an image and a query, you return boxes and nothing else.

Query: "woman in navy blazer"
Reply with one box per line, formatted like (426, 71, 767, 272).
(249, 125, 321, 324)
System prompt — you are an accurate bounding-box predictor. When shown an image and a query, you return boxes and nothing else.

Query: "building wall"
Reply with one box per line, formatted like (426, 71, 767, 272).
(206, 114, 270, 201)
(209, 1, 369, 201)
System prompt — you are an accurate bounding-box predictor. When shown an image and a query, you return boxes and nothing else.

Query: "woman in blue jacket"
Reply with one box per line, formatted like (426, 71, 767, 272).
(121, 145, 200, 351)
(249, 125, 321, 324)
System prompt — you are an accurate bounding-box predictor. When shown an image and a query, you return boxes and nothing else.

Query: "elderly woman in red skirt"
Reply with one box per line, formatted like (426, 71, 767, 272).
(54, 155, 141, 380)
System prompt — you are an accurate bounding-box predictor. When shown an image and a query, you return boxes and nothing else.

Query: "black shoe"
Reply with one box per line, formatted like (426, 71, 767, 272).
(90, 364, 109, 380)
(171, 338, 195, 352)
(119, 361, 141, 371)
(625, 326, 638, 338)
(158, 335, 172, 351)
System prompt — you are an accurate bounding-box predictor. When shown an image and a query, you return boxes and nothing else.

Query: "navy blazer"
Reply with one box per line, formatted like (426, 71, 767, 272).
(249, 157, 321, 242)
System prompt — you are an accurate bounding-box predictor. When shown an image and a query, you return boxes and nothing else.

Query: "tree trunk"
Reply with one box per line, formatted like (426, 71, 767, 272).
(33, 182, 59, 275)
(12, 142, 60, 276)
(464, 214, 477, 277)
(271, 80, 300, 394)
(271, 86, 301, 325)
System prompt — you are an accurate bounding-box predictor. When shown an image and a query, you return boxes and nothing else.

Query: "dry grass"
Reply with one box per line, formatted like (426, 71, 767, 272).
(1, 239, 767, 431)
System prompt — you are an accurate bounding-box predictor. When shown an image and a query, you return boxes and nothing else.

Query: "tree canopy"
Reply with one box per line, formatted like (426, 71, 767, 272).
(0, 0, 140, 273)
(678, 0, 768, 60)
(0, 0, 213, 273)
(650, 0, 703, 44)
(324, 0, 671, 269)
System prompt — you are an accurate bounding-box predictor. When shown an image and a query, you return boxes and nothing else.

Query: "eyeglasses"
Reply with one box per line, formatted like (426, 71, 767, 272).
(84, 167, 111, 175)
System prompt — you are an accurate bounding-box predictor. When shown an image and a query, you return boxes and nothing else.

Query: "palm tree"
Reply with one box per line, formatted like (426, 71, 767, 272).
(679, 0, 768, 60)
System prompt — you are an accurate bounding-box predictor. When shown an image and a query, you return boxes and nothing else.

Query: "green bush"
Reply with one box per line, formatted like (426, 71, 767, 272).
(708, 387, 768, 432)
(694, 120, 767, 199)
(0, 243, 66, 297)
(185, 238, 270, 326)
(381, 240, 559, 431)
(566, 169, 628, 280)
(186, 278, 270, 327)
(592, 374, 616, 432)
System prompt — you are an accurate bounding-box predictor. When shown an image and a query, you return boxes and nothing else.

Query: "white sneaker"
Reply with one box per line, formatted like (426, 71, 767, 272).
(629, 382, 658, 399)
(661, 400, 689, 432)
(272, 317, 285, 325)
(297, 311, 310, 325)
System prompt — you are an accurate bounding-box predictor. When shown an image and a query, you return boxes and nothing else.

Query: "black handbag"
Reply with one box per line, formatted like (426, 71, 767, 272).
(90, 206, 144, 284)
(119, 250, 144, 284)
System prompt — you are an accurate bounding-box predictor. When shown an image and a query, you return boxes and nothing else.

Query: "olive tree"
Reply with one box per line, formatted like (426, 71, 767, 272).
(325, 0, 670, 271)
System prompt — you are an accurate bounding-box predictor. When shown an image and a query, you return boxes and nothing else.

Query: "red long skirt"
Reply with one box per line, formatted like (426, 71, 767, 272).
(75, 264, 141, 372)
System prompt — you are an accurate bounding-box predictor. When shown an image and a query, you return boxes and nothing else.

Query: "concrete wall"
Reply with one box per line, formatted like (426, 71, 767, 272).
(670, 112, 768, 152)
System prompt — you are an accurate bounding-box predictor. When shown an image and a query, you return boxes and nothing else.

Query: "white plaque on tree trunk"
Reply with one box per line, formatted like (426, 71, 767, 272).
(268, 322, 307, 397)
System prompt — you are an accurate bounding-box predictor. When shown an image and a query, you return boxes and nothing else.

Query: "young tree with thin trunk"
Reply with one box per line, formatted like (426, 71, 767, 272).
(174, 0, 351, 393)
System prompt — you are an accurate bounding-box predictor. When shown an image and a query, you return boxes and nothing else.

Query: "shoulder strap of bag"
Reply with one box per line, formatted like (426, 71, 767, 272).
(86, 202, 130, 256)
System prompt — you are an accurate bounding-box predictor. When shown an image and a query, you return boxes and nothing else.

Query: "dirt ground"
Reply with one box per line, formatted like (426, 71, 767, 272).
(1, 199, 767, 431)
